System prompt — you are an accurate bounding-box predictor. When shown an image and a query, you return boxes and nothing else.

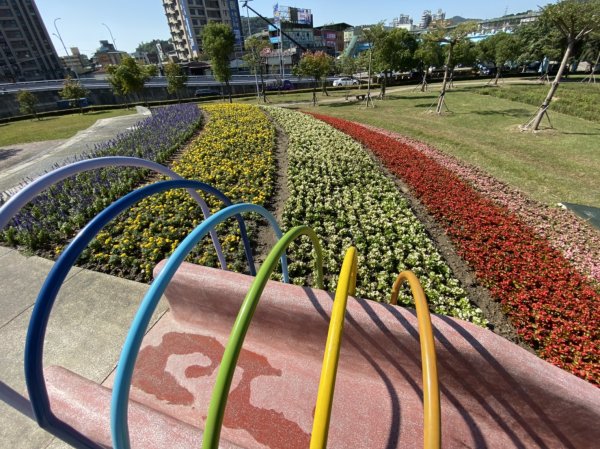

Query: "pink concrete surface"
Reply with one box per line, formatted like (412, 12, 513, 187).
(48, 261, 600, 449)
(45, 365, 243, 449)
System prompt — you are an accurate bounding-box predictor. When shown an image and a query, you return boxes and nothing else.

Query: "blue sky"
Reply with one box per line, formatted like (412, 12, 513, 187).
(36, 0, 551, 56)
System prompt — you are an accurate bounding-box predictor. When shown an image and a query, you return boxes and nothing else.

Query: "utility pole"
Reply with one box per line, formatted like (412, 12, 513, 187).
(242, 0, 260, 99)
(102, 23, 117, 50)
(53, 18, 69, 56)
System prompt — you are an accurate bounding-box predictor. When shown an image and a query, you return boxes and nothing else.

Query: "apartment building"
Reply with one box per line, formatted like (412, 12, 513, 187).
(0, 0, 63, 82)
(162, 0, 243, 62)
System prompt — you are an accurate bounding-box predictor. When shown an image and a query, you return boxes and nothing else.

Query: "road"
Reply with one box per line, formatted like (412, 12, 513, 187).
(0, 75, 317, 94)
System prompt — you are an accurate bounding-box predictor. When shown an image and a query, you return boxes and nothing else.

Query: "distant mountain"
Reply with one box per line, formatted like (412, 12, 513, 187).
(446, 16, 480, 25)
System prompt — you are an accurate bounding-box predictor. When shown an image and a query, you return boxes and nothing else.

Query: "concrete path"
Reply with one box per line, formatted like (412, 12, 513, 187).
(0, 248, 168, 449)
(0, 106, 151, 194)
(0, 106, 159, 448)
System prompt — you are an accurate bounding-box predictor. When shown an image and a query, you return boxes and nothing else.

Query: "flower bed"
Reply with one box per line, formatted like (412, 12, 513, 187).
(361, 124, 600, 285)
(83, 103, 276, 281)
(265, 106, 487, 326)
(1, 104, 201, 252)
(312, 113, 599, 385)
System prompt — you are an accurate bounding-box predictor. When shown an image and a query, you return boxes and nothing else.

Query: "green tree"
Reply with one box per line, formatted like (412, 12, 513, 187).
(335, 54, 359, 99)
(580, 32, 600, 81)
(361, 25, 386, 104)
(106, 56, 156, 106)
(523, 0, 600, 130)
(164, 61, 188, 101)
(426, 20, 478, 114)
(293, 51, 333, 106)
(373, 27, 418, 98)
(243, 36, 271, 102)
(16, 90, 39, 120)
(451, 39, 478, 68)
(514, 15, 563, 65)
(477, 32, 521, 85)
(414, 39, 443, 91)
(136, 39, 174, 61)
(202, 22, 235, 103)
(59, 76, 89, 113)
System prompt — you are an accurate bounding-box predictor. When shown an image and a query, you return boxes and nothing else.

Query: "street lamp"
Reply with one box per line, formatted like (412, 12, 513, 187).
(102, 23, 117, 50)
(241, 0, 253, 37)
(53, 18, 69, 57)
(241, 0, 260, 99)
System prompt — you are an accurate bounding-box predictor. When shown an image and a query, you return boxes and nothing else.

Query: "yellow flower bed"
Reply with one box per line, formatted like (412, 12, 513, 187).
(84, 104, 276, 281)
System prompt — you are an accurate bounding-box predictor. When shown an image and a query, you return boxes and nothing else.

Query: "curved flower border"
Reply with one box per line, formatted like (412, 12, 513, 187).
(84, 104, 276, 281)
(361, 124, 600, 285)
(265, 106, 487, 326)
(311, 113, 599, 385)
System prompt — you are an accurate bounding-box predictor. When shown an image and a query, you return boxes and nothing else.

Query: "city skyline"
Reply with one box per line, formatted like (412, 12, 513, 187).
(36, 0, 551, 56)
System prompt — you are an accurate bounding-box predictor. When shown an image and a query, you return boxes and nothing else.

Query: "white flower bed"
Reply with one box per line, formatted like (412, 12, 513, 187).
(266, 106, 487, 325)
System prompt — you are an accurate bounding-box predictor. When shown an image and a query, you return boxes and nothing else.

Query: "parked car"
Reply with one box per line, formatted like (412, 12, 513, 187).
(194, 88, 220, 97)
(332, 77, 359, 87)
(476, 63, 497, 76)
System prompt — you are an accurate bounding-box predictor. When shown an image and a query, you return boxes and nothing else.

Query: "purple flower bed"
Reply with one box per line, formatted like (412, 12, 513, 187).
(362, 124, 600, 285)
(1, 104, 201, 252)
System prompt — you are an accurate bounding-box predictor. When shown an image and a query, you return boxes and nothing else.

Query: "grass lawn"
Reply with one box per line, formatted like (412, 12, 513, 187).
(290, 87, 600, 208)
(467, 81, 600, 123)
(0, 109, 136, 147)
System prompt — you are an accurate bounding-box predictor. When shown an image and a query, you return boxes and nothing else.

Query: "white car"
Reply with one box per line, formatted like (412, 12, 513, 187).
(332, 77, 359, 87)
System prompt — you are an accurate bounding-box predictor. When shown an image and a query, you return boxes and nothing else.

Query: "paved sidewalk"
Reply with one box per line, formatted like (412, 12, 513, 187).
(0, 106, 163, 448)
(0, 248, 168, 448)
(0, 106, 150, 194)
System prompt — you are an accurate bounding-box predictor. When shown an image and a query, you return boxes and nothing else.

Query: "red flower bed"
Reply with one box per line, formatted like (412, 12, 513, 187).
(309, 113, 599, 385)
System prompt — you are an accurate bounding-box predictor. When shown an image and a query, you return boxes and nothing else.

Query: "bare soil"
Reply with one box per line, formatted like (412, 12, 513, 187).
(253, 119, 290, 266)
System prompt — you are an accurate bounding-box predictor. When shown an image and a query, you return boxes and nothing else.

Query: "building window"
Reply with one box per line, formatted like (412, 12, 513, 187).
(6, 29, 22, 38)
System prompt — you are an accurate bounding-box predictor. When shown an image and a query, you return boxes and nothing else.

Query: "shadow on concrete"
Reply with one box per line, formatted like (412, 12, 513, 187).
(0, 148, 21, 161)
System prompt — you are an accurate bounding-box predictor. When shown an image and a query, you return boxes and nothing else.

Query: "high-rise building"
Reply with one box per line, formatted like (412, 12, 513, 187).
(419, 10, 432, 29)
(432, 9, 446, 22)
(391, 14, 414, 31)
(162, 0, 244, 62)
(0, 0, 63, 82)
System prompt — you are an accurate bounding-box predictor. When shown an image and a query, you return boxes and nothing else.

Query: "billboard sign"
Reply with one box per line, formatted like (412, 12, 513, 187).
(274, 5, 312, 26)
(296, 8, 312, 26)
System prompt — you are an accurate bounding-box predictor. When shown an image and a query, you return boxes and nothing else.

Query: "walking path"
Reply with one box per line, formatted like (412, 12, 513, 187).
(0, 106, 150, 194)
(0, 107, 162, 449)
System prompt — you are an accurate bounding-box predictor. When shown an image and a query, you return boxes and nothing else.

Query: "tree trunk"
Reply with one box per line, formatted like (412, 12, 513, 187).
(226, 80, 232, 103)
(259, 65, 267, 103)
(527, 41, 574, 130)
(493, 63, 500, 85)
(420, 68, 428, 92)
(587, 51, 600, 82)
(321, 79, 329, 96)
(436, 47, 452, 114)
(380, 71, 387, 99)
(312, 79, 317, 106)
